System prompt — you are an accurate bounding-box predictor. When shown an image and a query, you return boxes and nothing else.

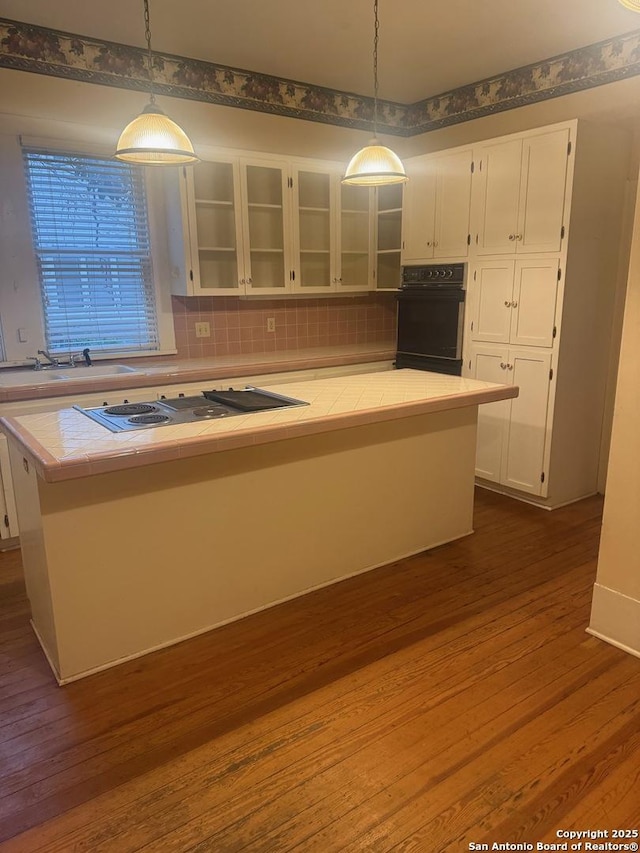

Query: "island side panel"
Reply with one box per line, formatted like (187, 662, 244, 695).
(7, 441, 61, 674)
(31, 407, 478, 682)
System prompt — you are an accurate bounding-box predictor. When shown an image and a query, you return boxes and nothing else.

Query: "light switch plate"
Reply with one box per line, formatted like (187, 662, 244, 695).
(195, 322, 211, 338)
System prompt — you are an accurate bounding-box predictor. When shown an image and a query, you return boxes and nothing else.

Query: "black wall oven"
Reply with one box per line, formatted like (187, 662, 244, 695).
(395, 263, 466, 375)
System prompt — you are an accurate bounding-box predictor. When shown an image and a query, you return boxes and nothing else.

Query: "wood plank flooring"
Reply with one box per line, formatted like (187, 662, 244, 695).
(0, 488, 638, 852)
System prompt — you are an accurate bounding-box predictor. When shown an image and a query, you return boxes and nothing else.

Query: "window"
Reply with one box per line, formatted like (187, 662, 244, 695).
(22, 148, 159, 355)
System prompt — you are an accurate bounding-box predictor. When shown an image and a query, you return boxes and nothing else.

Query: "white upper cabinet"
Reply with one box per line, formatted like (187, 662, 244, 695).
(375, 183, 404, 290)
(172, 159, 246, 296)
(291, 169, 371, 294)
(291, 166, 334, 294)
(474, 127, 570, 256)
(470, 258, 559, 348)
(402, 148, 472, 263)
(337, 182, 371, 291)
(170, 153, 373, 297)
(240, 158, 293, 295)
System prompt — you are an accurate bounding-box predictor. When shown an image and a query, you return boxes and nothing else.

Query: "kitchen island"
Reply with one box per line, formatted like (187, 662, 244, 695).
(1, 369, 517, 683)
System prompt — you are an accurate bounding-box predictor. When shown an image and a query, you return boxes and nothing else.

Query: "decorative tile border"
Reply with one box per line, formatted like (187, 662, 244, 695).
(2, 18, 640, 136)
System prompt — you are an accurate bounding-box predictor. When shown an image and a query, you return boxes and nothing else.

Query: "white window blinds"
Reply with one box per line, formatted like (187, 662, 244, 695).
(23, 149, 159, 354)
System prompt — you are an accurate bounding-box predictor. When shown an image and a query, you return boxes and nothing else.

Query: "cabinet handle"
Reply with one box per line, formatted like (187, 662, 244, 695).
(511, 300, 518, 308)
(433, 240, 438, 247)
(240, 278, 246, 285)
(504, 300, 511, 307)
(507, 363, 513, 370)
(339, 277, 343, 283)
(515, 234, 523, 241)
(426, 241, 432, 247)
(508, 234, 516, 241)
(500, 362, 507, 370)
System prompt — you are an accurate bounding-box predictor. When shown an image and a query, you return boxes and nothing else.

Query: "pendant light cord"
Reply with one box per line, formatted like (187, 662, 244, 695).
(372, 0, 379, 137)
(143, 0, 156, 105)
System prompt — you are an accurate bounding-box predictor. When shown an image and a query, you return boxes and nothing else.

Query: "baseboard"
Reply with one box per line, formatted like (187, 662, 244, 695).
(587, 583, 640, 659)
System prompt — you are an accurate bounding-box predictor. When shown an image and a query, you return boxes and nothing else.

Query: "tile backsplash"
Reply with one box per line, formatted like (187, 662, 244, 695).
(171, 294, 398, 359)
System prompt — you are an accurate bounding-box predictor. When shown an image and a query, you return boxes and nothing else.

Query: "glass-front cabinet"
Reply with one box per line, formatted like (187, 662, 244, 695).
(338, 183, 371, 291)
(291, 168, 371, 294)
(182, 158, 244, 295)
(169, 152, 377, 297)
(292, 167, 334, 292)
(375, 184, 403, 290)
(241, 159, 292, 295)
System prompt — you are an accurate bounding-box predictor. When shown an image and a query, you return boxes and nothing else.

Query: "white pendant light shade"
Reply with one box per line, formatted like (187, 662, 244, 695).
(342, 0, 406, 186)
(115, 0, 198, 166)
(618, 0, 640, 9)
(115, 102, 198, 166)
(343, 139, 408, 186)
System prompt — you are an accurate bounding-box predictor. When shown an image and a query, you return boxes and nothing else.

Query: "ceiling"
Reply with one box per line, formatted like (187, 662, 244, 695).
(1, 0, 639, 105)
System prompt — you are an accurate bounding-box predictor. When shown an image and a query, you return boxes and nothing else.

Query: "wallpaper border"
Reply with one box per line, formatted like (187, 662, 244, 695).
(2, 18, 640, 136)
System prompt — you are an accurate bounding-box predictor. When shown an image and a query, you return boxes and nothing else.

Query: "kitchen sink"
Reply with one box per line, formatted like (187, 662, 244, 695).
(0, 364, 143, 386)
(52, 365, 142, 379)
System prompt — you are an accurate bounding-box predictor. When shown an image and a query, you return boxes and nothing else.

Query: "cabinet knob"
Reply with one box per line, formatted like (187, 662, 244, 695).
(507, 363, 513, 370)
(248, 277, 253, 284)
(515, 234, 523, 241)
(426, 241, 432, 247)
(511, 300, 518, 308)
(504, 300, 511, 307)
(508, 234, 516, 241)
(500, 362, 507, 370)
(240, 278, 246, 285)
(339, 277, 343, 283)
(433, 240, 438, 247)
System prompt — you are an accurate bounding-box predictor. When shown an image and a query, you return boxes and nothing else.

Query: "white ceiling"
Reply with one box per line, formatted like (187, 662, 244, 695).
(1, 0, 639, 104)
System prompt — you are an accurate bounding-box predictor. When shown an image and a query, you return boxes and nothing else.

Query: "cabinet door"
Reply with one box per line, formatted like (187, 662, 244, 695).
(470, 260, 514, 344)
(292, 167, 334, 293)
(470, 345, 511, 483)
(338, 181, 371, 291)
(240, 159, 292, 294)
(475, 138, 522, 255)
(517, 128, 569, 254)
(375, 184, 403, 290)
(501, 349, 552, 496)
(401, 160, 436, 262)
(510, 260, 559, 347)
(190, 160, 246, 294)
(433, 149, 472, 259)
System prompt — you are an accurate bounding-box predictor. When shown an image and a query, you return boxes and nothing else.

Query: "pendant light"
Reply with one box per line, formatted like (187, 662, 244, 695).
(618, 0, 640, 9)
(343, 0, 407, 186)
(115, 0, 198, 165)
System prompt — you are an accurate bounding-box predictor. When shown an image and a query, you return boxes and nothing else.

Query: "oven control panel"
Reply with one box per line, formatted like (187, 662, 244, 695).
(401, 263, 466, 287)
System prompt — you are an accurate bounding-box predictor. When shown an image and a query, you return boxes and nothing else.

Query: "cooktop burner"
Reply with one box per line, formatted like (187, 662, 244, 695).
(192, 406, 229, 418)
(104, 403, 158, 416)
(74, 387, 308, 432)
(128, 413, 171, 425)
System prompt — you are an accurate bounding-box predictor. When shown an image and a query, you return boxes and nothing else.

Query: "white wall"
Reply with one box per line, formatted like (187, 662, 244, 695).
(588, 176, 640, 658)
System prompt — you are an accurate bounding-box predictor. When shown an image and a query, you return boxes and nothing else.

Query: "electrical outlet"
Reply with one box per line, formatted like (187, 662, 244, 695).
(195, 322, 211, 338)
(267, 317, 276, 333)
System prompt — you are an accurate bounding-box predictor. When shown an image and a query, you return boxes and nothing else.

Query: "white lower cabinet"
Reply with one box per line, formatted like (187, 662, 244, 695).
(0, 436, 18, 540)
(471, 345, 553, 497)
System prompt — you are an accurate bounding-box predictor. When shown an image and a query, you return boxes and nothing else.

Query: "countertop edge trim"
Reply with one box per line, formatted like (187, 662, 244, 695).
(1, 384, 517, 484)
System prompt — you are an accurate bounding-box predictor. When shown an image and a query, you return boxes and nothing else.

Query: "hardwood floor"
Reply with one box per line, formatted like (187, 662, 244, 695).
(0, 488, 638, 852)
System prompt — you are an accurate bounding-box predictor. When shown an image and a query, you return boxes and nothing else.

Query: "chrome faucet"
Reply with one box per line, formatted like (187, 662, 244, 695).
(37, 349, 60, 367)
(69, 349, 92, 367)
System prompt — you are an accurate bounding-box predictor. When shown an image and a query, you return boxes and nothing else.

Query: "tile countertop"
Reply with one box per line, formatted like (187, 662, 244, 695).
(0, 344, 396, 403)
(0, 370, 518, 484)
